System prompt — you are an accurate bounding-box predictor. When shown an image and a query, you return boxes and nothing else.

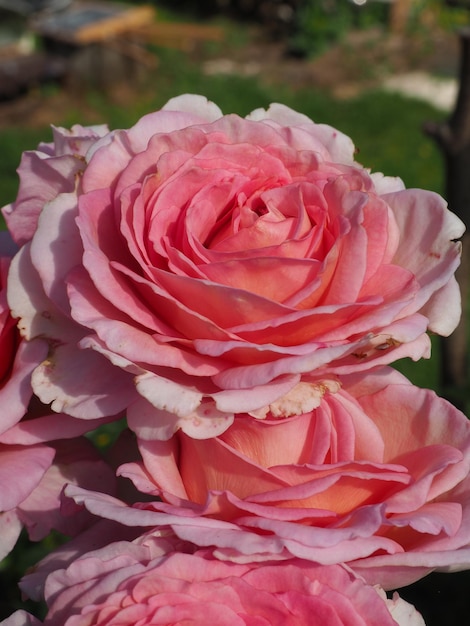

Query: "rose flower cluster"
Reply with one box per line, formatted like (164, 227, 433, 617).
(0, 94, 468, 625)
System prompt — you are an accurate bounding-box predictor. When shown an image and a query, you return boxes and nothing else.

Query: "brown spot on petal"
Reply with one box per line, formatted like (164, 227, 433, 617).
(268, 379, 341, 418)
(375, 337, 401, 351)
(352, 351, 368, 359)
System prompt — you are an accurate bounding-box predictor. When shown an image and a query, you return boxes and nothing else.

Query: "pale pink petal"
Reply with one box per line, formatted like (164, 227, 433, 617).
(7, 244, 79, 343)
(386, 188, 465, 333)
(134, 371, 203, 418)
(0, 443, 55, 511)
(30, 193, 82, 313)
(31, 343, 136, 418)
(162, 94, 223, 121)
(375, 588, 426, 626)
(0, 610, 42, 626)
(419, 275, 461, 336)
(214, 373, 300, 415)
(246, 103, 356, 164)
(0, 509, 23, 560)
(2, 152, 83, 246)
(18, 438, 116, 541)
(0, 412, 115, 445)
(369, 171, 406, 194)
(0, 339, 48, 434)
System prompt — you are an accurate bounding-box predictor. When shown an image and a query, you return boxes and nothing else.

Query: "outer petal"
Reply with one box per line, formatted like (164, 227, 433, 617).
(31, 342, 136, 419)
(17, 438, 116, 541)
(21, 528, 414, 626)
(246, 103, 356, 164)
(386, 188, 465, 334)
(0, 443, 55, 512)
(0, 611, 43, 626)
(0, 339, 48, 434)
(162, 93, 223, 121)
(377, 589, 426, 626)
(0, 509, 23, 561)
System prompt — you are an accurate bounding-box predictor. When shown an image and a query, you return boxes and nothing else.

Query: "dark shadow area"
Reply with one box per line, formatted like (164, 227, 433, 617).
(397, 569, 470, 625)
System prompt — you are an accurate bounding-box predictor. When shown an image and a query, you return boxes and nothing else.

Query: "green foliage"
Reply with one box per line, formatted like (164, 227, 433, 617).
(289, 0, 389, 58)
(426, 0, 470, 31)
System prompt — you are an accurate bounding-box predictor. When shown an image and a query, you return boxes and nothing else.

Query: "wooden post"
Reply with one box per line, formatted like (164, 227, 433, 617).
(424, 26, 470, 409)
(389, 0, 413, 33)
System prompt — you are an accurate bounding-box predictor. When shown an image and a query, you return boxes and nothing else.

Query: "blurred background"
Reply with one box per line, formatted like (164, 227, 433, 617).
(1, 1, 470, 624)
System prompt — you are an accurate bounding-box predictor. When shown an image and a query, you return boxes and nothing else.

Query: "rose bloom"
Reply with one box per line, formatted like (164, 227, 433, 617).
(4, 95, 464, 439)
(65, 367, 470, 590)
(9, 535, 424, 626)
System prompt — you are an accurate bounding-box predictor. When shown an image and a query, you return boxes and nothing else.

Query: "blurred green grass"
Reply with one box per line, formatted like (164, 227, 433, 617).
(0, 42, 446, 203)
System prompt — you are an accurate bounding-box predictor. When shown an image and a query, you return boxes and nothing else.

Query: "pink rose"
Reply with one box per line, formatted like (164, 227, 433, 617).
(5, 95, 463, 438)
(67, 367, 470, 589)
(18, 535, 424, 626)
